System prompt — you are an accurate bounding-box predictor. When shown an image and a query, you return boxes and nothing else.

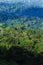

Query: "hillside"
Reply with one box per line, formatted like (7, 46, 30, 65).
(0, 2, 43, 22)
(0, 2, 43, 29)
(0, 2, 43, 65)
(0, 26, 43, 65)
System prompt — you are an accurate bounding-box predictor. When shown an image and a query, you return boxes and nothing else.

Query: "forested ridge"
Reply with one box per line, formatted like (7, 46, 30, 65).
(0, 25, 43, 65)
(0, 2, 43, 65)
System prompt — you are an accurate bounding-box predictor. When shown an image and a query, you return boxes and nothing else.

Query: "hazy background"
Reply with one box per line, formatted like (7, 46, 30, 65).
(0, 0, 43, 7)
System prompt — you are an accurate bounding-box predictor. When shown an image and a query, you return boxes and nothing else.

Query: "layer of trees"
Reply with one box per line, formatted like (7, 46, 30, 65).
(0, 25, 43, 65)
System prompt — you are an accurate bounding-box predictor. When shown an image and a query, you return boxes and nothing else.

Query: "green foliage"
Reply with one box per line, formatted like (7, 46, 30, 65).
(0, 25, 43, 65)
(0, 26, 43, 53)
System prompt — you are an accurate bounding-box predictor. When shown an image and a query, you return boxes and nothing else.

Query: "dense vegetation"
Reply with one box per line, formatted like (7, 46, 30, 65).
(0, 16, 43, 29)
(0, 2, 43, 65)
(0, 2, 43, 22)
(0, 24, 43, 65)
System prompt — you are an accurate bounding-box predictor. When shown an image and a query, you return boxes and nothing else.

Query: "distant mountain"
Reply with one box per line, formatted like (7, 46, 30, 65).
(0, 2, 43, 22)
(0, 2, 43, 29)
(1, 16, 42, 29)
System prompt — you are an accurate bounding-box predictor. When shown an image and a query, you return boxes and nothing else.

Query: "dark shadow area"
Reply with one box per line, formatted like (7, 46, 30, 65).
(6, 46, 34, 65)
(35, 52, 43, 65)
(0, 46, 43, 65)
